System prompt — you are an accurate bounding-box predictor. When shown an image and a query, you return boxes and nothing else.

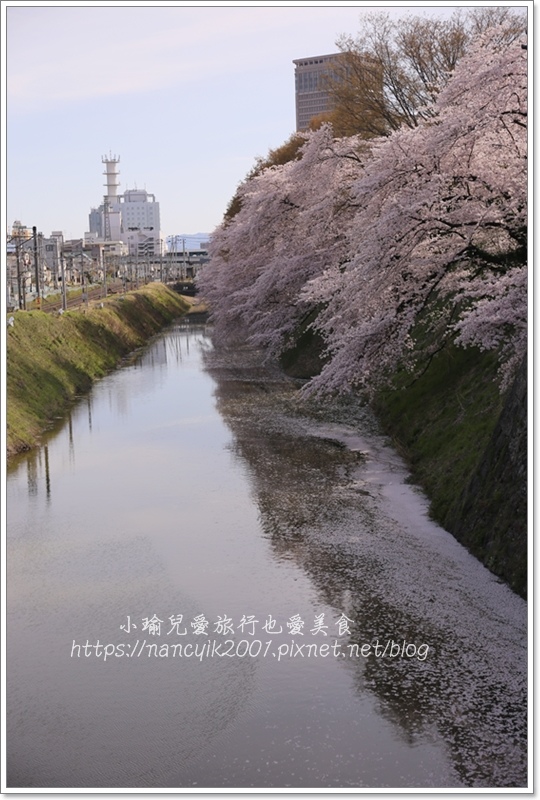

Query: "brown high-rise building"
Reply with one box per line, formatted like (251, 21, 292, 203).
(293, 53, 342, 131)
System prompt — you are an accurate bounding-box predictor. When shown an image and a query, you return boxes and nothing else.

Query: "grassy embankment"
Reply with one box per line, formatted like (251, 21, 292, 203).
(6, 283, 190, 459)
(281, 317, 526, 597)
(372, 344, 503, 530)
(372, 344, 527, 598)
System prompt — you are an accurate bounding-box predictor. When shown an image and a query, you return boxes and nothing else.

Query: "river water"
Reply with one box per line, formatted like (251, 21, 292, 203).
(6, 319, 528, 790)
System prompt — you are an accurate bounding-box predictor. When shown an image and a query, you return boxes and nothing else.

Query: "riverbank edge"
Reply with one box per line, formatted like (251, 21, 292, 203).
(280, 329, 527, 600)
(6, 283, 191, 460)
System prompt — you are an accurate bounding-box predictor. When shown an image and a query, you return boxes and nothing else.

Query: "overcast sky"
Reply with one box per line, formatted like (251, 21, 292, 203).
(2, 1, 531, 243)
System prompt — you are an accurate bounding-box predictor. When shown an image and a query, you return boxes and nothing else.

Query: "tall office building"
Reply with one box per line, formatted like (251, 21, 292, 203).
(293, 53, 342, 131)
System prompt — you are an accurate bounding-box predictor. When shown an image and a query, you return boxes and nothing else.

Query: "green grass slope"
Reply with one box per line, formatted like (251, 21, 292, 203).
(6, 284, 190, 458)
(373, 344, 526, 598)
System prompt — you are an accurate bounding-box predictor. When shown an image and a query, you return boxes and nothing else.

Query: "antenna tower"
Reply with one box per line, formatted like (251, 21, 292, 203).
(101, 153, 120, 241)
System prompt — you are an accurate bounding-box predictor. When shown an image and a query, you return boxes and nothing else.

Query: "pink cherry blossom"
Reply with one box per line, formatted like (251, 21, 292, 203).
(199, 22, 527, 397)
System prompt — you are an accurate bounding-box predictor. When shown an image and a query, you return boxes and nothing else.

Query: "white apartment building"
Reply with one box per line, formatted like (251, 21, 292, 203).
(119, 189, 161, 257)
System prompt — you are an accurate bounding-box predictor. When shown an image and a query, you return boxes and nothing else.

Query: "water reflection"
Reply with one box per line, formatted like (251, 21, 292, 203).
(6, 322, 527, 790)
(203, 340, 527, 788)
(69, 408, 76, 456)
(43, 445, 51, 500)
(26, 451, 38, 497)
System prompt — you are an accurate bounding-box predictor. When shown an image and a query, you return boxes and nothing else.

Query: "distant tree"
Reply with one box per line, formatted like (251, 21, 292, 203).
(466, 6, 528, 43)
(318, 8, 527, 138)
(309, 50, 385, 138)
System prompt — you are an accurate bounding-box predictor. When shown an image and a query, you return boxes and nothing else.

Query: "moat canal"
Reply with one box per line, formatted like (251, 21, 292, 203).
(6, 318, 528, 790)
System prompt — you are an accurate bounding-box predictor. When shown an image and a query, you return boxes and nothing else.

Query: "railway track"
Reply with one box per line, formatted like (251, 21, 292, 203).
(29, 281, 128, 313)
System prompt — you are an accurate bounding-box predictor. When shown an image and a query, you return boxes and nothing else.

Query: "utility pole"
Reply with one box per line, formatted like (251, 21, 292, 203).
(52, 240, 59, 290)
(80, 243, 87, 304)
(32, 226, 41, 306)
(15, 243, 24, 310)
(60, 253, 67, 311)
(182, 238, 186, 280)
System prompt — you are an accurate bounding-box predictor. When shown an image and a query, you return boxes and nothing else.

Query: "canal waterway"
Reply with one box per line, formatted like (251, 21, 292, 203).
(6, 319, 528, 790)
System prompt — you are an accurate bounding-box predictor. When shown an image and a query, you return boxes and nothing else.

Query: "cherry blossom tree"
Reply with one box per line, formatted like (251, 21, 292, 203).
(303, 25, 527, 395)
(199, 23, 526, 399)
(198, 125, 365, 357)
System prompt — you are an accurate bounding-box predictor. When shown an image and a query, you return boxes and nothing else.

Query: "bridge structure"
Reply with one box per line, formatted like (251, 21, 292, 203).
(159, 250, 209, 281)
